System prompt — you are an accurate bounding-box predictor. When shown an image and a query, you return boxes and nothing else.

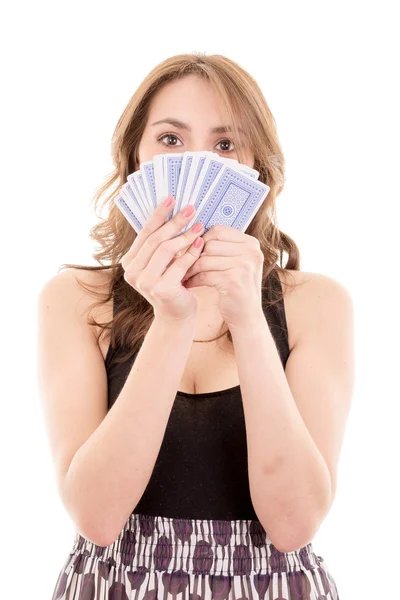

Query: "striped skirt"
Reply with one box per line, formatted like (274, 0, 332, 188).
(51, 512, 340, 599)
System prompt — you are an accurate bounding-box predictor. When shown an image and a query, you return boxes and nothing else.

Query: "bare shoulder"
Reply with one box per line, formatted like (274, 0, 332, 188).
(277, 269, 354, 350)
(63, 266, 113, 291)
(38, 267, 114, 336)
(40, 266, 112, 293)
(278, 268, 352, 297)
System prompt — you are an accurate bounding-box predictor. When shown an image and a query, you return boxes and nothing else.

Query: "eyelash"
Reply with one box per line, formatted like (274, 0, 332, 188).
(157, 133, 235, 153)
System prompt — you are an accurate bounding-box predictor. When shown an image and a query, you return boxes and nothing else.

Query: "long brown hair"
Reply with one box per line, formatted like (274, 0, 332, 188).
(59, 52, 302, 364)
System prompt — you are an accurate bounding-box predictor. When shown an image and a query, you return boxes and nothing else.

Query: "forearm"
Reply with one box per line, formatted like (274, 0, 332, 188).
(64, 314, 197, 546)
(230, 313, 332, 552)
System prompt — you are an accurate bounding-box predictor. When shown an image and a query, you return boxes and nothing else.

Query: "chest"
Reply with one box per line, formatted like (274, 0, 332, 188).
(99, 312, 240, 395)
(97, 273, 299, 396)
(177, 337, 239, 394)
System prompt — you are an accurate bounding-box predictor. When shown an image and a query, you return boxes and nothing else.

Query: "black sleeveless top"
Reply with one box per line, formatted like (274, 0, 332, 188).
(104, 273, 290, 521)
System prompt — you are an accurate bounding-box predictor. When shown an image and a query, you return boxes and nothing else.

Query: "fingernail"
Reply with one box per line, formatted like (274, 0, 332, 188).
(181, 205, 195, 217)
(192, 221, 203, 233)
(163, 196, 173, 207)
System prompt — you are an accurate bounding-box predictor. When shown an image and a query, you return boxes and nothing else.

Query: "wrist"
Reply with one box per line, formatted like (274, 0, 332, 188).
(228, 309, 266, 336)
(153, 311, 198, 329)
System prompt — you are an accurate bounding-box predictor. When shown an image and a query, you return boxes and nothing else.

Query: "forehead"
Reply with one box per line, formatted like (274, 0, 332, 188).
(147, 75, 229, 123)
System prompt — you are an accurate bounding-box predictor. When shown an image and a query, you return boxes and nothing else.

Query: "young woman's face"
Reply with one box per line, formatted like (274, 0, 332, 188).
(138, 75, 254, 167)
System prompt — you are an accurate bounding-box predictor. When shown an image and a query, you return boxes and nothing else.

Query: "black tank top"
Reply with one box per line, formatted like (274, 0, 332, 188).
(104, 272, 290, 521)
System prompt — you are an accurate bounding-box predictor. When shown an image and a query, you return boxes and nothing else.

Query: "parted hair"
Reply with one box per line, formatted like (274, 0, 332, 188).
(59, 52, 301, 363)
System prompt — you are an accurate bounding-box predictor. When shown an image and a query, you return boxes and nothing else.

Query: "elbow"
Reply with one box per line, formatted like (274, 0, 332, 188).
(268, 506, 330, 554)
(60, 467, 129, 548)
(74, 508, 137, 548)
(260, 475, 334, 554)
(60, 478, 119, 548)
(73, 509, 127, 548)
(270, 528, 316, 554)
(76, 522, 116, 548)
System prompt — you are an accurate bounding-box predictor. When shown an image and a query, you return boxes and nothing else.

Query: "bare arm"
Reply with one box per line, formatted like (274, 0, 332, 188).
(229, 273, 354, 553)
(66, 316, 195, 546)
(37, 270, 196, 547)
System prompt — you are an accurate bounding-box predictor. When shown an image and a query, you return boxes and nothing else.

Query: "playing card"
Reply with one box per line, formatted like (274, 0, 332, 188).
(164, 153, 184, 221)
(127, 172, 149, 220)
(183, 164, 270, 234)
(117, 151, 268, 236)
(173, 152, 196, 216)
(114, 195, 142, 234)
(120, 182, 147, 225)
(153, 154, 165, 202)
(178, 151, 208, 216)
(135, 171, 149, 214)
(217, 156, 259, 179)
(188, 153, 227, 213)
(140, 160, 157, 213)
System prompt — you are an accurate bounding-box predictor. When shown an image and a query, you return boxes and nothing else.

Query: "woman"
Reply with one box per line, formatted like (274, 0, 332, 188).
(38, 53, 354, 599)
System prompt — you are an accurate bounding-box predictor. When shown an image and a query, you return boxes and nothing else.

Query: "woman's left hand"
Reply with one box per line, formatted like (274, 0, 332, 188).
(182, 224, 265, 329)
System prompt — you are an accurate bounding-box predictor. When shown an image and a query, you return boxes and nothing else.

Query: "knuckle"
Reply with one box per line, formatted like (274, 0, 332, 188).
(136, 275, 149, 293)
(145, 233, 162, 251)
(121, 252, 132, 270)
(174, 211, 187, 223)
(183, 228, 198, 243)
(198, 270, 207, 281)
(165, 236, 188, 255)
(184, 248, 196, 259)
(212, 224, 223, 237)
(159, 239, 175, 254)
(161, 236, 176, 248)
(142, 223, 154, 237)
(124, 270, 136, 287)
(203, 239, 214, 253)
(195, 255, 205, 268)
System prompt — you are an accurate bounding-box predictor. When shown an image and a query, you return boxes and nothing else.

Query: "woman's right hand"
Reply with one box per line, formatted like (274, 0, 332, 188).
(121, 196, 205, 323)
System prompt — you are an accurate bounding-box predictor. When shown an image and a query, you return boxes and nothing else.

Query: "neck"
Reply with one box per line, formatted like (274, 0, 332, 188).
(190, 286, 229, 344)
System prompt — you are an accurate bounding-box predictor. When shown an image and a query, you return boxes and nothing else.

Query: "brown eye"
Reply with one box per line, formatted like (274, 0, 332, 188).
(158, 133, 183, 147)
(216, 139, 235, 153)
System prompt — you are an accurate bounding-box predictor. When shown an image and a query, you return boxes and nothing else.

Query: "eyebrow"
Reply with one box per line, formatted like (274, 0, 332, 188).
(150, 118, 243, 135)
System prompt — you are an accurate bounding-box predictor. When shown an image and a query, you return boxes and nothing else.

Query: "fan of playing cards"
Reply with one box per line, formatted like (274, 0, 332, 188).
(114, 151, 270, 235)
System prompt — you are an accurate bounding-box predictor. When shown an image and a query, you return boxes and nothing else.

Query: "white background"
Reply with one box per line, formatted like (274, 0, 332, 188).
(1, 1, 399, 598)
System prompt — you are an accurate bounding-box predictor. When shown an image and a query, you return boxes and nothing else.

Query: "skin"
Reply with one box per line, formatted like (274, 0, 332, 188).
(137, 74, 255, 314)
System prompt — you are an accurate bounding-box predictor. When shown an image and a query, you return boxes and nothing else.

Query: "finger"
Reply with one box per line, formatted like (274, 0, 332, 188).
(200, 239, 244, 257)
(121, 195, 176, 268)
(184, 270, 219, 289)
(125, 202, 200, 273)
(151, 236, 205, 289)
(130, 223, 204, 289)
(183, 255, 233, 281)
(133, 217, 204, 278)
(201, 224, 248, 244)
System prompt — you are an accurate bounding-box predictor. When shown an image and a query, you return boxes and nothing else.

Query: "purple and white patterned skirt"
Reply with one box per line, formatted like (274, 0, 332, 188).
(51, 512, 340, 600)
